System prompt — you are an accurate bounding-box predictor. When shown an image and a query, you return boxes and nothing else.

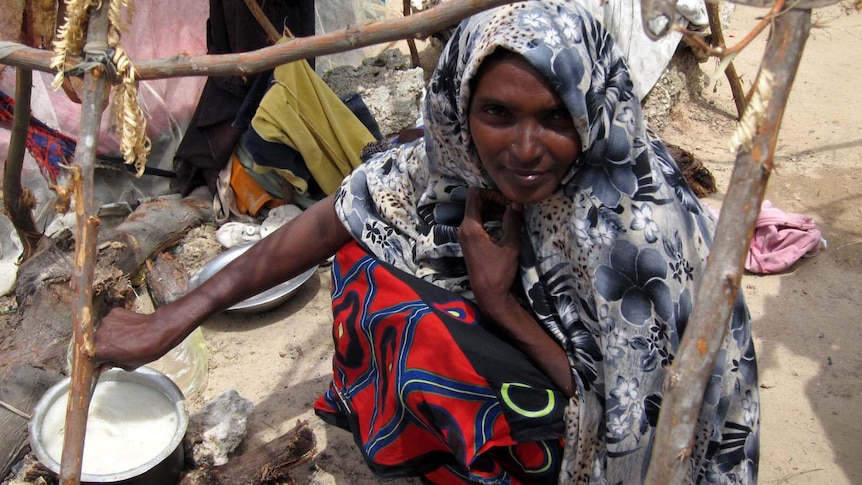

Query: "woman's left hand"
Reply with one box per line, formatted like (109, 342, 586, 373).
(459, 188, 575, 397)
(458, 187, 523, 319)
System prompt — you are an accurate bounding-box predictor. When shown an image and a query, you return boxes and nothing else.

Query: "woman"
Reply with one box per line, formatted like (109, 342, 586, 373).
(95, 1, 759, 483)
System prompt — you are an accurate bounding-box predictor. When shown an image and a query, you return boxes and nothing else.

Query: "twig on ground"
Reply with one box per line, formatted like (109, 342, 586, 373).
(0, 399, 31, 420)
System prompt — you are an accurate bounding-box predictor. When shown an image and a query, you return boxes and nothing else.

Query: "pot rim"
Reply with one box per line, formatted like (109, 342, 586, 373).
(188, 242, 318, 313)
(28, 366, 189, 482)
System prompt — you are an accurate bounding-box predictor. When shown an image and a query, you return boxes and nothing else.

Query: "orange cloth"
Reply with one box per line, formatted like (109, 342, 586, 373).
(228, 154, 282, 216)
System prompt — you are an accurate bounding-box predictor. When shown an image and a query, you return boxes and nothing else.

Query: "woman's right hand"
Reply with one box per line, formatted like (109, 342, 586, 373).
(459, 188, 575, 396)
(94, 307, 182, 371)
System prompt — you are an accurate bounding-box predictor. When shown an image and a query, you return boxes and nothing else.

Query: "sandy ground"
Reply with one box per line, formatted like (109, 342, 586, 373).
(4, 3, 860, 484)
(184, 4, 862, 484)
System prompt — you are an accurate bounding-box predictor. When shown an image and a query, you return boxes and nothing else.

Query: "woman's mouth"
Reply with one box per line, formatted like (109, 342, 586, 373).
(511, 170, 547, 184)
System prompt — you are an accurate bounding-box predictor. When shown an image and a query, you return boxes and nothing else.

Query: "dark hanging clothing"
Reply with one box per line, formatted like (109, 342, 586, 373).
(174, 0, 315, 196)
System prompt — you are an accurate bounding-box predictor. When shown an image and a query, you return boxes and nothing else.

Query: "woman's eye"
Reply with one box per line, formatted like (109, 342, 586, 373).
(482, 105, 508, 117)
(546, 109, 575, 129)
(547, 108, 570, 121)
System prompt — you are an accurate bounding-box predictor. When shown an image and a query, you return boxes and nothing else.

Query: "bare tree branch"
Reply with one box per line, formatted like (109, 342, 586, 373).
(0, 0, 523, 79)
(644, 7, 813, 484)
(59, 3, 111, 483)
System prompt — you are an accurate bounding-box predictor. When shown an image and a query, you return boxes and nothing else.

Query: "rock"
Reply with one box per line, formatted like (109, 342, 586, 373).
(643, 46, 706, 134)
(323, 49, 425, 138)
(183, 390, 255, 467)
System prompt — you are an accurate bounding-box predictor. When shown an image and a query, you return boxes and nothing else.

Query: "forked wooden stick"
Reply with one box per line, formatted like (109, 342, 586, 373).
(644, 7, 813, 484)
(59, 3, 110, 484)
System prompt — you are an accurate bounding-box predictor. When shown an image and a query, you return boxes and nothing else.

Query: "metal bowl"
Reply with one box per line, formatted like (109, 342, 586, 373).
(29, 367, 188, 485)
(188, 243, 318, 314)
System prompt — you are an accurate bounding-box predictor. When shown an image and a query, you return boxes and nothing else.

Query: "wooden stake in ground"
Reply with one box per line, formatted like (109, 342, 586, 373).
(644, 6, 813, 484)
(2, 68, 42, 261)
(403, 0, 421, 68)
(59, 3, 110, 484)
(705, 1, 747, 119)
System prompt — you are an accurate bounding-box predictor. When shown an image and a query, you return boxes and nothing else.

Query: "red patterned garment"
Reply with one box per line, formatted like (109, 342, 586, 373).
(1, 89, 75, 182)
(315, 241, 567, 484)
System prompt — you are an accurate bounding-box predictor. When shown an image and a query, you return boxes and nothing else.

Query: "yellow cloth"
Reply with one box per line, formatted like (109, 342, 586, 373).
(251, 53, 376, 195)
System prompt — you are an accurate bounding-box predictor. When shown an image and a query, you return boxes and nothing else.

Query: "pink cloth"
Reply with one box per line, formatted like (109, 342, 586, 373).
(746, 200, 824, 274)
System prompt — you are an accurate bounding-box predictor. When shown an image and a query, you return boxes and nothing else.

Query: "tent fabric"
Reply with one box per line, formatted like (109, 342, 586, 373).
(0, 89, 74, 182)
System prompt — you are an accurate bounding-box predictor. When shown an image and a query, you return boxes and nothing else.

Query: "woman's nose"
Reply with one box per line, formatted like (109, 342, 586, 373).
(510, 122, 544, 163)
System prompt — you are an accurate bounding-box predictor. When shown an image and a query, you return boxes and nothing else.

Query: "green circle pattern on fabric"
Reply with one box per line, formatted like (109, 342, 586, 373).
(501, 382, 556, 418)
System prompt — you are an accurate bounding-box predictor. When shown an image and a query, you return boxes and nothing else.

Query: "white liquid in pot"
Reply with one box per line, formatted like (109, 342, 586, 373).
(41, 380, 179, 476)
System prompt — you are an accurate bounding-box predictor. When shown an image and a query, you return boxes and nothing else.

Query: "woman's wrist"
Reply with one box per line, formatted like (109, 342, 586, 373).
(154, 295, 212, 350)
(482, 293, 529, 332)
(482, 293, 575, 397)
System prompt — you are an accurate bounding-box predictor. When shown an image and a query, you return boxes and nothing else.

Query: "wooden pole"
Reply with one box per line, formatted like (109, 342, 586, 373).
(644, 7, 812, 484)
(242, 0, 283, 44)
(2, 67, 42, 260)
(403, 0, 421, 68)
(706, 1, 748, 119)
(59, 2, 111, 483)
(0, 0, 522, 79)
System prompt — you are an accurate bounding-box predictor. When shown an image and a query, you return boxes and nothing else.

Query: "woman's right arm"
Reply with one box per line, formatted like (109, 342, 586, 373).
(94, 193, 353, 370)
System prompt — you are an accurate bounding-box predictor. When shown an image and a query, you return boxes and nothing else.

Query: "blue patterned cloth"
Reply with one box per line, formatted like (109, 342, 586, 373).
(333, 1, 760, 483)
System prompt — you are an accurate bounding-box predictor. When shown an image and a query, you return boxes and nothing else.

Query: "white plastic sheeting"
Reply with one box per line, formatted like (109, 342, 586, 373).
(575, 0, 707, 100)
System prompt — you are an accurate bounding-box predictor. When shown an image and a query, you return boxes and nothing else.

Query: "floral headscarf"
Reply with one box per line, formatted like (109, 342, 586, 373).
(334, 1, 759, 482)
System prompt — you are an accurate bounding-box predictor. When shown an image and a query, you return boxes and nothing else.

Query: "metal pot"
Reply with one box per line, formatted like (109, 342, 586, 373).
(29, 367, 188, 485)
(188, 242, 318, 314)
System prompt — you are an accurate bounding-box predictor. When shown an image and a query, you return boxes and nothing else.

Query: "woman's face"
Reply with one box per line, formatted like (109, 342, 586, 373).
(468, 53, 582, 204)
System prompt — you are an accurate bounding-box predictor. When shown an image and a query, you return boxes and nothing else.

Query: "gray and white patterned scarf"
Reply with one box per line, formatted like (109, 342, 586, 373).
(334, 1, 759, 483)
